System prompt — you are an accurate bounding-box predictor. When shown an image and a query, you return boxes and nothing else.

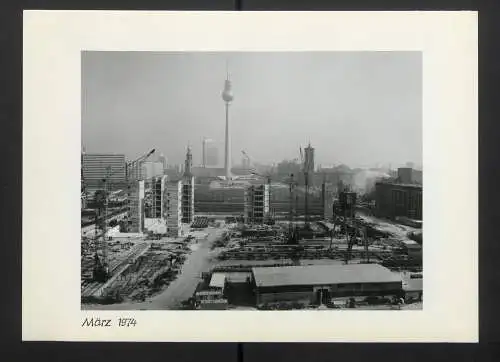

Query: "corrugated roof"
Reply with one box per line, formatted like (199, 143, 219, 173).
(252, 264, 402, 288)
(209, 273, 226, 288)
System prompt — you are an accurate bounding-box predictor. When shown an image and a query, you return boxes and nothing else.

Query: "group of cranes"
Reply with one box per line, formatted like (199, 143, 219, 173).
(245, 145, 308, 243)
(242, 145, 371, 262)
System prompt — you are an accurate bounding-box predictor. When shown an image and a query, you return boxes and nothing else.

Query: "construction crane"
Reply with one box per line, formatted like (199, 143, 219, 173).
(328, 215, 340, 251)
(286, 173, 299, 244)
(362, 226, 370, 263)
(92, 148, 155, 282)
(300, 146, 311, 229)
(81, 148, 89, 210)
(125, 148, 156, 183)
(241, 150, 251, 168)
(344, 220, 357, 264)
(92, 165, 112, 282)
(81, 156, 87, 209)
(343, 219, 371, 264)
(242, 149, 260, 174)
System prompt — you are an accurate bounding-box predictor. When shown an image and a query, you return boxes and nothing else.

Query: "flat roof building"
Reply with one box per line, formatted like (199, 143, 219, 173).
(209, 273, 227, 289)
(375, 181, 422, 221)
(397, 167, 422, 185)
(82, 153, 126, 194)
(252, 264, 402, 306)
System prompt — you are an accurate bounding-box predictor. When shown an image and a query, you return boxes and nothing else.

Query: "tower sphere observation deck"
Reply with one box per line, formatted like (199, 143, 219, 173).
(222, 79, 234, 103)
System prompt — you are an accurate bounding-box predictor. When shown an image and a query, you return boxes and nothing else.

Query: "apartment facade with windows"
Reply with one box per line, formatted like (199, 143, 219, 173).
(244, 184, 270, 224)
(128, 180, 145, 232)
(165, 180, 183, 237)
(375, 181, 422, 221)
(82, 153, 126, 194)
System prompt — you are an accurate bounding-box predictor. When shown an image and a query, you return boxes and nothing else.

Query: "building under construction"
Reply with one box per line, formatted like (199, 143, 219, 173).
(145, 175, 167, 219)
(165, 180, 183, 237)
(182, 146, 195, 224)
(128, 180, 145, 233)
(243, 184, 270, 224)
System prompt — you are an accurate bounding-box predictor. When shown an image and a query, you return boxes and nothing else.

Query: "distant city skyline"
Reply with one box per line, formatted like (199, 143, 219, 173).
(82, 51, 422, 169)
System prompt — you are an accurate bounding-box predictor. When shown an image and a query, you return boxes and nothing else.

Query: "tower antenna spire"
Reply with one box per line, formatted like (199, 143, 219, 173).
(222, 58, 234, 181)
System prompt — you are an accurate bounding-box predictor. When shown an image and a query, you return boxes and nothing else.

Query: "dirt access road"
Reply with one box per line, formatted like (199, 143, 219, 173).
(82, 227, 225, 311)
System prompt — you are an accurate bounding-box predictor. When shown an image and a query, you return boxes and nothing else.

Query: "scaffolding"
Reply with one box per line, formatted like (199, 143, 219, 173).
(244, 184, 270, 224)
(145, 176, 165, 219)
(182, 176, 194, 224)
(128, 180, 145, 233)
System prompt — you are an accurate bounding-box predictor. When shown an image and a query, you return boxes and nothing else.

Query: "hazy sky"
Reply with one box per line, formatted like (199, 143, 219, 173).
(82, 51, 422, 168)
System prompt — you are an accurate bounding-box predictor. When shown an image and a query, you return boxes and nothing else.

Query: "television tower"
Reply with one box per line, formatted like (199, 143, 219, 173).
(222, 61, 234, 181)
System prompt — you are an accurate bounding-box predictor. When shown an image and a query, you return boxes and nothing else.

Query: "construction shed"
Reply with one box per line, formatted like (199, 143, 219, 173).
(209, 273, 227, 289)
(403, 277, 423, 303)
(251, 264, 403, 306)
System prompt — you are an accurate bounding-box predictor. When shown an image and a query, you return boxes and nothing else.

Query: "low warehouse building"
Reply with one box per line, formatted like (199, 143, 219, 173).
(252, 264, 403, 306)
(403, 276, 423, 303)
(194, 273, 228, 310)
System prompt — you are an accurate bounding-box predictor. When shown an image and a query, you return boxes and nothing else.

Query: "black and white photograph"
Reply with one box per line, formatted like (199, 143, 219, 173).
(81, 51, 423, 311)
(23, 11, 477, 342)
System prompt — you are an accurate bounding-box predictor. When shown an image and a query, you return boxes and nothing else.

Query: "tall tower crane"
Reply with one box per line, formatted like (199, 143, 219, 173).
(242, 149, 260, 174)
(81, 150, 87, 209)
(92, 148, 155, 282)
(343, 219, 371, 264)
(286, 173, 299, 244)
(241, 150, 251, 167)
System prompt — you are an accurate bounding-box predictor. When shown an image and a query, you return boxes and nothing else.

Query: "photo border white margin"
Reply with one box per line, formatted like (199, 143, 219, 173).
(22, 10, 478, 342)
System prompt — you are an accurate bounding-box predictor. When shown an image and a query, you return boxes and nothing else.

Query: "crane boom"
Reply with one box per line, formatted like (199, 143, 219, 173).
(241, 150, 254, 171)
(92, 148, 156, 283)
(99, 148, 156, 188)
(126, 148, 156, 181)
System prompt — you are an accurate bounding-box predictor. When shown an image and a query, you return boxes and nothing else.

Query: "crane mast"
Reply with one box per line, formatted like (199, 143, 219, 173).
(92, 148, 155, 282)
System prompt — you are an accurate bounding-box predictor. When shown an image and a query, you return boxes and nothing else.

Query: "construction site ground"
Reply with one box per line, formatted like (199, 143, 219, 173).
(83, 217, 422, 310)
(82, 226, 226, 310)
